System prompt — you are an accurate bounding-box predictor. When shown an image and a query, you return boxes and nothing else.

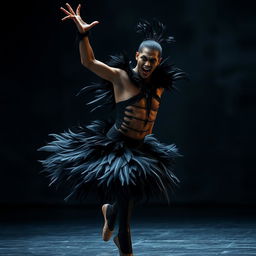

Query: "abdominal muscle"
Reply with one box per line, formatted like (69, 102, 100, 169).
(112, 70, 164, 140)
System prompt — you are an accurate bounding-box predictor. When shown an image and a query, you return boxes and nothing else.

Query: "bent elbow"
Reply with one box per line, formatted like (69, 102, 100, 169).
(81, 59, 94, 69)
(81, 60, 89, 68)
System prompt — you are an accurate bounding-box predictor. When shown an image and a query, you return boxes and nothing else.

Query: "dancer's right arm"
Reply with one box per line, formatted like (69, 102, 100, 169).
(60, 3, 120, 83)
(79, 36, 120, 83)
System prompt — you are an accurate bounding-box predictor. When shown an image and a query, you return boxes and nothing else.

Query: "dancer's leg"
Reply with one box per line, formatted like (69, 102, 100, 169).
(115, 196, 134, 254)
(106, 202, 117, 231)
(102, 202, 118, 241)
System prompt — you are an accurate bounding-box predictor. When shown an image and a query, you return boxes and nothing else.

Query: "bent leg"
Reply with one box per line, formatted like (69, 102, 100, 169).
(106, 202, 118, 231)
(102, 201, 118, 241)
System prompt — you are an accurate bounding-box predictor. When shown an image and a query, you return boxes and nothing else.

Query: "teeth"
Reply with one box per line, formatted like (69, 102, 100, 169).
(142, 67, 151, 72)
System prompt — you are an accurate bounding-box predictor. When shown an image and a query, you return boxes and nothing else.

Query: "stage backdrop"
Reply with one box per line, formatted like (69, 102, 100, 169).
(1, 0, 255, 205)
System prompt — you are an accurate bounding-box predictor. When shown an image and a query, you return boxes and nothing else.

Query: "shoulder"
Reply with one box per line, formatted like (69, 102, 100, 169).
(156, 87, 165, 95)
(106, 53, 142, 89)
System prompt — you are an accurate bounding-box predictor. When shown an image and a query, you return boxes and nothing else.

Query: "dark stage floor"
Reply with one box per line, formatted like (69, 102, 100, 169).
(0, 205, 256, 256)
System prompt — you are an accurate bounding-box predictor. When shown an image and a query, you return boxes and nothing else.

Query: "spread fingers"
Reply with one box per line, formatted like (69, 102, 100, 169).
(60, 7, 71, 16)
(76, 4, 81, 16)
(65, 3, 75, 15)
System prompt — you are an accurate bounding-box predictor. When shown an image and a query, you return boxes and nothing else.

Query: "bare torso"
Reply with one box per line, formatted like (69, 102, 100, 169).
(112, 69, 164, 140)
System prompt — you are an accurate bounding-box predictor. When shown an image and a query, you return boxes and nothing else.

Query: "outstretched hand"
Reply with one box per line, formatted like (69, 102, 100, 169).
(60, 3, 99, 33)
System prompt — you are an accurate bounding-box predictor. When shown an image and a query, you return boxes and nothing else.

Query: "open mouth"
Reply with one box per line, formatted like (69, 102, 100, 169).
(141, 66, 152, 76)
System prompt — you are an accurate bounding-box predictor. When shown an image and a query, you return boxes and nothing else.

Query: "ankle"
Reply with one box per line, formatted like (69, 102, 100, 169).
(117, 233, 133, 254)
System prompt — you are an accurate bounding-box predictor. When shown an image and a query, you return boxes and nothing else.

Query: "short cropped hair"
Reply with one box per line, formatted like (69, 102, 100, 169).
(138, 40, 162, 57)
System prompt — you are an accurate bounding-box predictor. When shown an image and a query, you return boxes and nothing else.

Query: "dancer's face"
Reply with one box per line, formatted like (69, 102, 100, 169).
(134, 47, 162, 79)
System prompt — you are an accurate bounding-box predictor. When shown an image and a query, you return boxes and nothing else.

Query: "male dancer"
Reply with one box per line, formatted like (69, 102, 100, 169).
(57, 3, 185, 255)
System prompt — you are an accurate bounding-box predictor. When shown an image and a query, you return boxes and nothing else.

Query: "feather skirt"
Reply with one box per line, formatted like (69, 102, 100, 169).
(37, 120, 181, 203)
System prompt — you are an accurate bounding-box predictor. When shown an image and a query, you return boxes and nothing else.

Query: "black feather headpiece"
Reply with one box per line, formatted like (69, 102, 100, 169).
(136, 19, 175, 44)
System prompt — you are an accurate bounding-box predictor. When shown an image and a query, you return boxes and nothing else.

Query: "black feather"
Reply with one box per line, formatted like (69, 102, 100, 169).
(37, 120, 182, 203)
(76, 53, 188, 113)
(136, 19, 175, 44)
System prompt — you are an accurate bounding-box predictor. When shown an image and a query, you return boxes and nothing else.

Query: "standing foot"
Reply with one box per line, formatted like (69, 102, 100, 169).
(113, 235, 133, 256)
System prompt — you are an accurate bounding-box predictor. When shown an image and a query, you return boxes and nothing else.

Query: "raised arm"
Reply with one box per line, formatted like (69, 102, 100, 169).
(60, 3, 120, 83)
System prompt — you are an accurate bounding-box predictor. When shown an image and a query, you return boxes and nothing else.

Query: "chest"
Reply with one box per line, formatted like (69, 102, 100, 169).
(115, 87, 164, 140)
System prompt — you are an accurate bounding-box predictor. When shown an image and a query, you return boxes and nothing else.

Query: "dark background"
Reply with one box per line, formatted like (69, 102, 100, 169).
(1, 0, 255, 207)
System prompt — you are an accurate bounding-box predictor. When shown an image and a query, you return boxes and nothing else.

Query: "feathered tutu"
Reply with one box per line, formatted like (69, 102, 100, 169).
(38, 119, 181, 203)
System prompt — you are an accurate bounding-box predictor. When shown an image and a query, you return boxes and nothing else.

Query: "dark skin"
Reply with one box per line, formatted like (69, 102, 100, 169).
(60, 3, 163, 103)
